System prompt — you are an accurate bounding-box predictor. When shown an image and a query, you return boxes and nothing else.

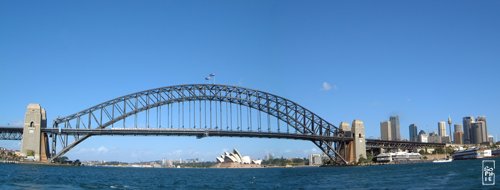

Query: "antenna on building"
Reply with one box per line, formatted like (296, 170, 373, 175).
(447, 115, 452, 143)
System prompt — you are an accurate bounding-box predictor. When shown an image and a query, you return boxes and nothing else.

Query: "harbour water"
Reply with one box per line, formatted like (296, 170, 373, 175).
(1, 158, 498, 189)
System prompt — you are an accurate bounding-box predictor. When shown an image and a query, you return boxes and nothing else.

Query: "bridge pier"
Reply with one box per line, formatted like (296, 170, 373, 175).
(352, 120, 367, 163)
(338, 120, 367, 164)
(20, 104, 49, 162)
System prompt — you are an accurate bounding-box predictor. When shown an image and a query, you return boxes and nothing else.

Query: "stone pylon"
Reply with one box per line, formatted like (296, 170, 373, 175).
(352, 119, 367, 163)
(20, 104, 49, 162)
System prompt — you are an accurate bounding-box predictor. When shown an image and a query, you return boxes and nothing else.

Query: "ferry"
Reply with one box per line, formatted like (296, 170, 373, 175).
(493, 149, 500, 157)
(452, 148, 492, 160)
(376, 151, 422, 163)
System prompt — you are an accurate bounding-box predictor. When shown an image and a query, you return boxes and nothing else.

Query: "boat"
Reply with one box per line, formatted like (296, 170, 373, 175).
(452, 148, 492, 160)
(376, 151, 423, 163)
(432, 158, 452, 163)
(433, 146, 453, 163)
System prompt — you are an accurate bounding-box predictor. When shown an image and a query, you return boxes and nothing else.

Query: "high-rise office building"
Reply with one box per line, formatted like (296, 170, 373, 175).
(409, 124, 418, 142)
(454, 124, 463, 133)
(462, 116, 475, 144)
(476, 116, 488, 143)
(454, 131, 463, 144)
(471, 122, 483, 144)
(418, 130, 428, 143)
(380, 121, 391, 140)
(389, 115, 400, 141)
(454, 124, 463, 144)
(438, 121, 447, 137)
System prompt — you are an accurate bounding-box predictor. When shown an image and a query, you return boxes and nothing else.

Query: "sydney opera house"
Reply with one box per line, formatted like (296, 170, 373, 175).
(216, 149, 262, 165)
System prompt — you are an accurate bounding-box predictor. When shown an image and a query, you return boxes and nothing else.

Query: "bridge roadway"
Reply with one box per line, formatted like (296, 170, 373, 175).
(1, 127, 445, 149)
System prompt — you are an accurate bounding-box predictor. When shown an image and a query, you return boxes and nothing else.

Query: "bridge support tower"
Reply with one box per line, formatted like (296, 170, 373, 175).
(20, 104, 50, 162)
(352, 120, 367, 163)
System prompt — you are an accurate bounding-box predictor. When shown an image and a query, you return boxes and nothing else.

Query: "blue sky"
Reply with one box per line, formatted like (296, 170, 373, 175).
(1, 0, 499, 162)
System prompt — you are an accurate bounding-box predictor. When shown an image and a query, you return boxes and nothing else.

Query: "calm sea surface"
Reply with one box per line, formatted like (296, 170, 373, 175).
(1, 157, 499, 189)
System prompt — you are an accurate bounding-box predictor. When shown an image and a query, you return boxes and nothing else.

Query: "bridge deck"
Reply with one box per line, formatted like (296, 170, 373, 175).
(1, 127, 444, 149)
(0, 127, 23, 140)
(41, 128, 349, 141)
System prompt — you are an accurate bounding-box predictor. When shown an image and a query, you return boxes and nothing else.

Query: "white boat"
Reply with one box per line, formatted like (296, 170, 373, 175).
(432, 158, 453, 163)
(375, 151, 423, 163)
(433, 145, 453, 163)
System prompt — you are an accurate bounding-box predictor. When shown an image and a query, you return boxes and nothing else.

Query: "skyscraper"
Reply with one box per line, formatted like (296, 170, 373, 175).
(454, 124, 463, 144)
(454, 124, 463, 133)
(476, 116, 488, 143)
(462, 116, 475, 144)
(380, 121, 391, 140)
(409, 124, 418, 142)
(462, 116, 474, 144)
(389, 115, 400, 141)
(438, 121, 446, 137)
(471, 122, 483, 144)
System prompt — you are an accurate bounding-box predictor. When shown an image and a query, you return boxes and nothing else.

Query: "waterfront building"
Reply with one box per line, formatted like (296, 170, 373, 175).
(380, 121, 391, 140)
(438, 121, 446, 137)
(309, 154, 322, 166)
(352, 120, 367, 163)
(216, 149, 261, 165)
(389, 115, 401, 141)
(462, 116, 475, 144)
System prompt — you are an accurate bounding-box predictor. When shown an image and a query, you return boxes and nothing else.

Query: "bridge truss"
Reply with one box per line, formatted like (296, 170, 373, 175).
(0, 127, 23, 141)
(50, 84, 349, 164)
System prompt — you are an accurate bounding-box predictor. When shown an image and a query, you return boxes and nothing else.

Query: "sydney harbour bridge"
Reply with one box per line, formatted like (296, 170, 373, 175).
(0, 84, 444, 165)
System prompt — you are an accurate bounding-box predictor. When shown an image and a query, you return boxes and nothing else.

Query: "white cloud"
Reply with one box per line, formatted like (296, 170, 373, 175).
(76, 146, 110, 154)
(96, 146, 109, 153)
(321, 82, 337, 91)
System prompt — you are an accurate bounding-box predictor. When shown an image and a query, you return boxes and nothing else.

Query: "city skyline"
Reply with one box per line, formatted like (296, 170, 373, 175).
(1, 0, 499, 162)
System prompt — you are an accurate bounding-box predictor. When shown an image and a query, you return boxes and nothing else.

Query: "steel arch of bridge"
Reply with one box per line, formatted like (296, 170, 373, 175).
(50, 84, 348, 164)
